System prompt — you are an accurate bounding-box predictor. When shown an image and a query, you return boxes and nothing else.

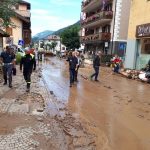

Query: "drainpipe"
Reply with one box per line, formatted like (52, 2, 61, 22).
(111, 0, 118, 55)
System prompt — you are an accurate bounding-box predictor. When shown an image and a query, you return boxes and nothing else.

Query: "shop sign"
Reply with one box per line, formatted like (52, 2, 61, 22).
(136, 23, 150, 38)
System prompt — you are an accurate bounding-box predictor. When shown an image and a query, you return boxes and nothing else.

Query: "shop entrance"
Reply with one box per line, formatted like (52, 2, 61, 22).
(136, 38, 150, 69)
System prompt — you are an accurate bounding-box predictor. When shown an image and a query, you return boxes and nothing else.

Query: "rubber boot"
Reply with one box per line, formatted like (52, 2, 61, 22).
(26, 83, 30, 92)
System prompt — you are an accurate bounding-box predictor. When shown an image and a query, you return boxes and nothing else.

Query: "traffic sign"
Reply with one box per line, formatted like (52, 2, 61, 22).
(119, 43, 126, 51)
(18, 40, 24, 46)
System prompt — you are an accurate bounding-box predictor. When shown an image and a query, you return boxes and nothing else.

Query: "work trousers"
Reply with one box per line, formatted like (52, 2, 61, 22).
(91, 66, 99, 80)
(114, 64, 120, 73)
(3, 64, 13, 85)
(74, 66, 79, 82)
(23, 70, 32, 89)
(70, 69, 75, 84)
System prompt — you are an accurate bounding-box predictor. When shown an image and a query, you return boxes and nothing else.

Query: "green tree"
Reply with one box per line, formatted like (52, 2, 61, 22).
(51, 41, 57, 51)
(61, 25, 80, 50)
(46, 43, 52, 51)
(0, 0, 20, 27)
(40, 41, 44, 48)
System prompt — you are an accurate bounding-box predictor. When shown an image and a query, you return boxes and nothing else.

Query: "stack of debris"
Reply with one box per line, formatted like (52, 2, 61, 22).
(120, 69, 140, 80)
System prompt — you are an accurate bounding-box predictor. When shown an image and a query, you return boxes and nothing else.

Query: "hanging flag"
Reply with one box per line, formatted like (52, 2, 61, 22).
(102, 0, 106, 11)
(81, 12, 86, 20)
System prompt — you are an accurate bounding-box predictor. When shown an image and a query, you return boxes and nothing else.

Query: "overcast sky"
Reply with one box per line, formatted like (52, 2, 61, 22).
(25, 0, 82, 35)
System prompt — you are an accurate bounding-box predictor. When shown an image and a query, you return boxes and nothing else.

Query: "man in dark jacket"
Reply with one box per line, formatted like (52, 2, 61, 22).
(90, 51, 101, 81)
(66, 51, 78, 87)
(0, 46, 15, 88)
(20, 49, 36, 92)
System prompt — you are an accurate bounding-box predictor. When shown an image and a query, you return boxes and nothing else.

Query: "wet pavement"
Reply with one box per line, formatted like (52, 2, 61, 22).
(0, 64, 96, 150)
(41, 57, 150, 150)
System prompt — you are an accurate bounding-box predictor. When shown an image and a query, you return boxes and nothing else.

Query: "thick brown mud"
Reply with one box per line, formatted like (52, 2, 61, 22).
(42, 57, 150, 150)
(0, 63, 96, 150)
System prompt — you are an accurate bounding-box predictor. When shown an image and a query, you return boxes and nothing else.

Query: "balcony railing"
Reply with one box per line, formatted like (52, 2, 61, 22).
(81, 11, 113, 26)
(82, 0, 113, 10)
(81, 32, 111, 43)
(82, 0, 93, 8)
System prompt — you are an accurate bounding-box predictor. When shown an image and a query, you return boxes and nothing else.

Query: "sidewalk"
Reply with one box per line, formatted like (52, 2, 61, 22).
(0, 65, 96, 150)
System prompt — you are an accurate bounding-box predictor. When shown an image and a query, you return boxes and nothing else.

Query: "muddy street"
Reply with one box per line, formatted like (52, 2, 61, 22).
(41, 57, 150, 150)
(0, 63, 96, 150)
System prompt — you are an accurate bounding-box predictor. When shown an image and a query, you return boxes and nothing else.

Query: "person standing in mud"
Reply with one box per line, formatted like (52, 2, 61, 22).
(0, 46, 15, 88)
(90, 51, 101, 82)
(66, 51, 78, 87)
(74, 51, 81, 82)
(20, 48, 36, 92)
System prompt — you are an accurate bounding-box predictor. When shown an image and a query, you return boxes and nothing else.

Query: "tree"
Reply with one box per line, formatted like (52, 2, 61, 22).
(40, 41, 44, 48)
(46, 43, 52, 51)
(51, 41, 57, 52)
(0, 0, 20, 27)
(61, 25, 80, 50)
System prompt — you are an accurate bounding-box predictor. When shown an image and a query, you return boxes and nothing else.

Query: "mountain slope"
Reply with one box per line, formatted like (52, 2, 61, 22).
(52, 21, 80, 35)
(32, 21, 80, 42)
(32, 30, 55, 42)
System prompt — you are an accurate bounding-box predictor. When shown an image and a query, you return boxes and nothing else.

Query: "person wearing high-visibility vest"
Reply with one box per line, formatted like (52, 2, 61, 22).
(20, 48, 36, 92)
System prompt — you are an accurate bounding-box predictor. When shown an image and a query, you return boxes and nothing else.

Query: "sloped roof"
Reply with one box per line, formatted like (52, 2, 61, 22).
(15, 12, 30, 23)
(15, 10, 31, 18)
(18, 0, 31, 10)
(19, 0, 30, 5)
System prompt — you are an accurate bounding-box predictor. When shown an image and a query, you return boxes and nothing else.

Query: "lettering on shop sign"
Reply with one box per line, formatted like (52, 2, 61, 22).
(136, 23, 150, 38)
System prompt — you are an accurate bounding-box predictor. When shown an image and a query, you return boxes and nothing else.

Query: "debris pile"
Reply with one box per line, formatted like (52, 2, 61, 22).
(120, 69, 140, 80)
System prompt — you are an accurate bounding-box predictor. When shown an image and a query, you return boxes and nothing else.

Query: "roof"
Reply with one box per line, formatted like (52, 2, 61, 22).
(15, 10, 31, 18)
(19, 0, 30, 5)
(45, 35, 60, 40)
(18, 0, 31, 10)
(0, 29, 10, 37)
(15, 12, 30, 23)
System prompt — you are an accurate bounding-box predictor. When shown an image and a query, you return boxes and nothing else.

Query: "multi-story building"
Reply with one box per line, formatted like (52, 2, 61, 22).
(3, 0, 31, 47)
(80, 0, 131, 58)
(42, 35, 66, 53)
(113, 0, 131, 58)
(125, 0, 150, 69)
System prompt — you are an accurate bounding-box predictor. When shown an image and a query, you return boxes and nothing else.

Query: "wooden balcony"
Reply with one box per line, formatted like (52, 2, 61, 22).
(81, 11, 113, 28)
(82, 0, 113, 12)
(80, 32, 111, 43)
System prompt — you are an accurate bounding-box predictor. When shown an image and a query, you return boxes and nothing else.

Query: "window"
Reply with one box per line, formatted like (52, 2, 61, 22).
(24, 31, 29, 38)
(141, 39, 150, 54)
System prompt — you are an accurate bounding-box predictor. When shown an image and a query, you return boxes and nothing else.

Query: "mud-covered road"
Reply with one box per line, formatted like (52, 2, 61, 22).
(41, 57, 150, 150)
